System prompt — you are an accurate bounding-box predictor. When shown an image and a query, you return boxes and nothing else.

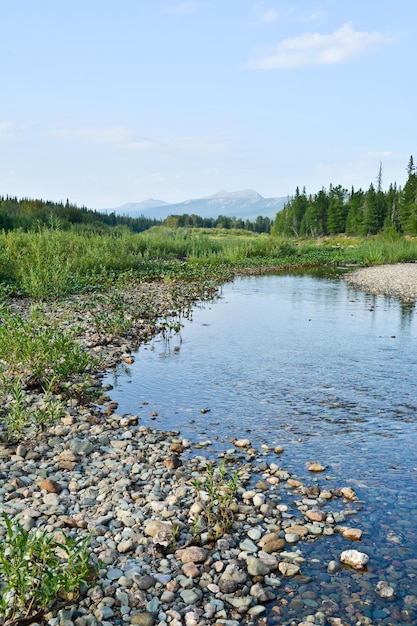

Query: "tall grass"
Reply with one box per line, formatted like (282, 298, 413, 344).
(0, 227, 415, 299)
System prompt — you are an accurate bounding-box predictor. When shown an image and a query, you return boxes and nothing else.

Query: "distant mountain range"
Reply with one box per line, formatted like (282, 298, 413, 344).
(105, 190, 288, 222)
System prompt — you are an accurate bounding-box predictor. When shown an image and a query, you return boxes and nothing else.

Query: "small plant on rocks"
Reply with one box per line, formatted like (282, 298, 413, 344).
(192, 460, 240, 540)
(0, 514, 94, 626)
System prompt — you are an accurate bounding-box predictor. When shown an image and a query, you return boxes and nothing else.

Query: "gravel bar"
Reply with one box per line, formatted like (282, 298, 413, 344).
(344, 262, 417, 302)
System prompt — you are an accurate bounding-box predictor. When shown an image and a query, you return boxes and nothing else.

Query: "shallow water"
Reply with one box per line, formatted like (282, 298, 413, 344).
(105, 270, 417, 624)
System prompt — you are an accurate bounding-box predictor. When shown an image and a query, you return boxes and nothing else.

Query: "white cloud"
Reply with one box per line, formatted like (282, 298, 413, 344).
(248, 22, 392, 69)
(167, 1, 199, 15)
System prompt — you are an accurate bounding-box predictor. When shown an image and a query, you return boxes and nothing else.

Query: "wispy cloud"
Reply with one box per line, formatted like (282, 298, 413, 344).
(49, 124, 154, 150)
(248, 22, 392, 69)
(259, 9, 278, 24)
(166, 1, 199, 15)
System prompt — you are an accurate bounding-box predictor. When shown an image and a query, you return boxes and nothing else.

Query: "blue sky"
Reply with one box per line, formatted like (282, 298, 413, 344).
(1, 1, 416, 210)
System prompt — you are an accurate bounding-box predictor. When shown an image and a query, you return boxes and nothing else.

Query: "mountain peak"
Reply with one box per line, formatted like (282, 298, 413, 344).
(208, 189, 263, 200)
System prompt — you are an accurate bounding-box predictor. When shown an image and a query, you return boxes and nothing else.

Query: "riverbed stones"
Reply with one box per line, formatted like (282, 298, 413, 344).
(3, 278, 410, 626)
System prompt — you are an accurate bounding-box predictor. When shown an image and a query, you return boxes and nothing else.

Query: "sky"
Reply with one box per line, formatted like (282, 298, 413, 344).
(1, 1, 416, 211)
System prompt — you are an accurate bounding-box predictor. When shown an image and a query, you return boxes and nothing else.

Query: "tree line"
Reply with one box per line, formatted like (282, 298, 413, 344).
(0, 196, 273, 234)
(271, 157, 417, 237)
(0, 197, 161, 234)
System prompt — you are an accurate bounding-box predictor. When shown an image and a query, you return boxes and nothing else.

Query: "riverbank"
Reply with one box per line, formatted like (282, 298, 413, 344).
(0, 274, 413, 626)
(345, 262, 417, 302)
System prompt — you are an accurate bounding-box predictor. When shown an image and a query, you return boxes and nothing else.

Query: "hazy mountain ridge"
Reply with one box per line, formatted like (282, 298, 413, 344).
(108, 189, 287, 221)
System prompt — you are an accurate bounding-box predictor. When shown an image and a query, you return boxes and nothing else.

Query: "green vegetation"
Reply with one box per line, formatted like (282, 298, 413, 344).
(272, 156, 417, 237)
(192, 461, 240, 540)
(0, 306, 94, 386)
(0, 514, 93, 625)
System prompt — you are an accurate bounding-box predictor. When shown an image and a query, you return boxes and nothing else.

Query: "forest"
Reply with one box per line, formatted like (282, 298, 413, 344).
(272, 157, 417, 237)
(1, 156, 416, 238)
(0, 197, 272, 234)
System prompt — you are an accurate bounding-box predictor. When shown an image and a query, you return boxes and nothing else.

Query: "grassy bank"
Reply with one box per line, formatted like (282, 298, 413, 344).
(1, 227, 416, 300)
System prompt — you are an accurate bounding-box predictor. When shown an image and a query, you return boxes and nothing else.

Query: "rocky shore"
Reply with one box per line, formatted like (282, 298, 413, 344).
(0, 276, 414, 626)
(344, 262, 417, 302)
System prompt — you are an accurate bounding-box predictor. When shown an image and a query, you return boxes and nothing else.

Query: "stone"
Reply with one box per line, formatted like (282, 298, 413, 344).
(182, 562, 200, 578)
(176, 546, 208, 564)
(340, 486, 357, 500)
(285, 524, 308, 537)
(144, 520, 172, 538)
(247, 556, 270, 577)
(327, 560, 340, 574)
(179, 588, 200, 605)
(70, 438, 93, 455)
(130, 612, 156, 626)
(375, 580, 396, 599)
(278, 562, 300, 577)
(40, 478, 62, 493)
(341, 527, 363, 541)
(306, 462, 326, 472)
(239, 538, 258, 553)
(259, 533, 285, 554)
(340, 549, 369, 569)
(234, 439, 251, 448)
(219, 565, 248, 593)
(305, 509, 326, 522)
(164, 455, 182, 469)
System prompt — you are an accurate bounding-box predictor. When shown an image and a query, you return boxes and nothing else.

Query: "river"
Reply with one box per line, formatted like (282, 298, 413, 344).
(104, 270, 417, 624)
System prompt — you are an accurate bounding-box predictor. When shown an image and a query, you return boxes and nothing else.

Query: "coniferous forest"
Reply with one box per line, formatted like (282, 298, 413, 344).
(271, 156, 417, 238)
(0, 156, 416, 238)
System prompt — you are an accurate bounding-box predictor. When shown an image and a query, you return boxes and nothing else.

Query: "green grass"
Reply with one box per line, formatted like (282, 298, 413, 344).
(1, 227, 416, 300)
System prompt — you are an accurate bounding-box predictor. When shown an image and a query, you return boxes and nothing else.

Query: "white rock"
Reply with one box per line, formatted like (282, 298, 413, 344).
(340, 549, 369, 569)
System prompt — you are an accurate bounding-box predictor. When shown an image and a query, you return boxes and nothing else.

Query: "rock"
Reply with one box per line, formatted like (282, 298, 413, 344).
(234, 439, 251, 448)
(182, 561, 200, 578)
(144, 520, 172, 538)
(285, 524, 308, 538)
(341, 527, 363, 541)
(135, 575, 156, 590)
(259, 533, 285, 554)
(306, 462, 326, 472)
(164, 455, 182, 469)
(340, 486, 357, 500)
(340, 549, 369, 569)
(287, 478, 303, 488)
(278, 562, 300, 577)
(239, 538, 258, 553)
(305, 509, 326, 522)
(219, 565, 248, 593)
(40, 478, 62, 493)
(130, 612, 156, 626)
(179, 588, 201, 605)
(375, 580, 396, 599)
(70, 438, 93, 455)
(176, 546, 208, 564)
(247, 556, 270, 577)
(327, 560, 340, 574)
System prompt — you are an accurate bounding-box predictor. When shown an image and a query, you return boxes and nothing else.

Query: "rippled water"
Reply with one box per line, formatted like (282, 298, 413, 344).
(104, 270, 417, 624)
